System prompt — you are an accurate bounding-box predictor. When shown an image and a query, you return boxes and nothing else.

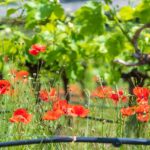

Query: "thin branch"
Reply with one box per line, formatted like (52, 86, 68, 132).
(131, 23, 150, 54)
(114, 23, 150, 66)
(0, 18, 25, 26)
(110, 7, 150, 65)
(114, 59, 140, 66)
(114, 17, 132, 44)
(19, 9, 25, 18)
(108, 9, 133, 45)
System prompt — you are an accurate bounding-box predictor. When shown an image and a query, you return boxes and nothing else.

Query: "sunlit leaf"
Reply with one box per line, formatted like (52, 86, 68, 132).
(134, 1, 150, 23)
(117, 6, 134, 21)
(7, 8, 18, 17)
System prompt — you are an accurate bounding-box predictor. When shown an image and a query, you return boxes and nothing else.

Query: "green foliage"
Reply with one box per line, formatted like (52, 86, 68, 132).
(134, 0, 150, 23)
(6, 8, 18, 17)
(24, 1, 64, 28)
(117, 6, 134, 21)
(1, 1, 150, 145)
(74, 1, 106, 36)
(105, 32, 125, 58)
(1, 0, 150, 85)
(0, 0, 17, 5)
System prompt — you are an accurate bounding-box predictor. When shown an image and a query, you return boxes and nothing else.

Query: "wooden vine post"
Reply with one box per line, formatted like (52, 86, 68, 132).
(25, 61, 43, 104)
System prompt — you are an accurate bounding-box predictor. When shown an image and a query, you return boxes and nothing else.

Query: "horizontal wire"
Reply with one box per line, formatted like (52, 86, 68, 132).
(0, 136, 150, 147)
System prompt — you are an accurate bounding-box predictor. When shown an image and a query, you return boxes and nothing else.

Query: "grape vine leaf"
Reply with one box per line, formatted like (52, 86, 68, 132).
(74, 1, 106, 36)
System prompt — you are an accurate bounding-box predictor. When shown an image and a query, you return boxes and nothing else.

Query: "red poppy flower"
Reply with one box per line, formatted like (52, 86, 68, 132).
(0, 80, 11, 94)
(39, 88, 56, 102)
(16, 71, 29, 79)
(42, 109, 63, 121)
(52, 100, 68, 114)
(50, 88, 56, 96)
(29, 44, 46, 56)
(32, 44, 46, 52)
(109, 93, 119, 103)
(11, 70, 29, 83)
(67, 105, 89, 118)
(29, 49, 39, 56)
(133, 87, 149, 99)
(91, 86, 112, 98)
(39, 90, 49, 102)
(120, 107, 135, 117)
(118, 90, 123, 96)
(9, 108, 32, 124)
(16, 71, 29, 82)
(121, 95, 127, 102)
(136, 97, 148, 105)
(137, 113, 149, 122)
(135, 105, 150, 114)
(109, 90, 127, 103)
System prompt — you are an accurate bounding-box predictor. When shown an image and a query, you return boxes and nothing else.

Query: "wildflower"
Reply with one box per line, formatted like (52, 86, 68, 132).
(51, 99, 89, 118)
(136, 97, 148, 105)
(11, 70, 29, 83)
(50, 88, 56, 97)
(135, 105, 150, 114)
(29, 44, 46, 56)
(67, 105, 89, 117)
(133, 87, 149, 104)
(121, 95, 127, 102)
(52, 100, 68, 114)
(16, 70, 29, 79)
(109, 90, 127, 103)
(29, 49, 39, 56)
(109, 93, 119, 103)
(91, 86, 112, 98)
(0, 80, 11, 94)
(16, 70, 29, 83)
(39, 90, 49, 102)
(39, 88, 56, 102)
(42, 109, 63, 121)
(9, 108, 32, 124)
(118, 90, 123, 96)
(137, 113, 149, 122)
(133, 87, 149, 100)
(121, 107, 135, 117)
(32, 44, 46, 52)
